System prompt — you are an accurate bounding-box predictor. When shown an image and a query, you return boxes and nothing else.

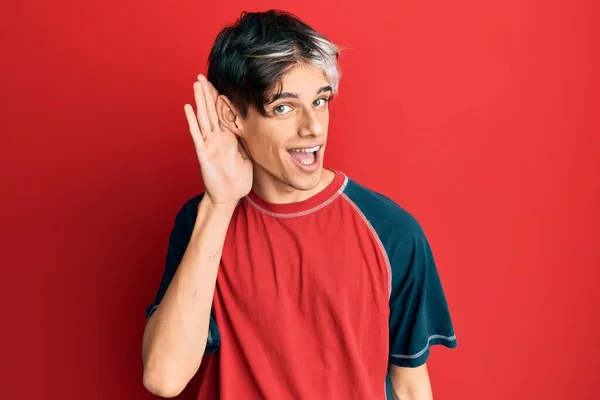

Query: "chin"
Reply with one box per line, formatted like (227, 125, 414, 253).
(286, 167, 324, 191)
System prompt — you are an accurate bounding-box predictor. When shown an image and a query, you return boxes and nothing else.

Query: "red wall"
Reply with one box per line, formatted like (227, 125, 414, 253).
(1, 1, 598, 399)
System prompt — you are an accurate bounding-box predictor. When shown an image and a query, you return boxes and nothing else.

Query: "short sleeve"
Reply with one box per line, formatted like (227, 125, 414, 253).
(388, 218, 457, 367)
(145, 195, 221, 355)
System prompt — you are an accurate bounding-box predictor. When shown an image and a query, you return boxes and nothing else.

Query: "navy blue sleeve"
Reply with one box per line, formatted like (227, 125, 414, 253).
(145, 194, 221, 355)
(386, 214, 456, 367)
(343, 179, 456, 368)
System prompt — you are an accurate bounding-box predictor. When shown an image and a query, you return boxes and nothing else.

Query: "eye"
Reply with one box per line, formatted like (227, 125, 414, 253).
(313, 98, 329, 108)
(274, 104, 292, 115)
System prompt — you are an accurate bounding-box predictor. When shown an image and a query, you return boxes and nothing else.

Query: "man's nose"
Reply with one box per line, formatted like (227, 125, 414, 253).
(299, 110, 325, 137)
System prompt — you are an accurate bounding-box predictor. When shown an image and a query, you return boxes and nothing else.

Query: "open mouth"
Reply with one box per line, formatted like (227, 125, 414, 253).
(287, 145, 321, 169)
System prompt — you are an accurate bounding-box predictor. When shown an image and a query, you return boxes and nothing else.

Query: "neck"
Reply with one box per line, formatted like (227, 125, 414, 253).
(250, 167, 335, 204)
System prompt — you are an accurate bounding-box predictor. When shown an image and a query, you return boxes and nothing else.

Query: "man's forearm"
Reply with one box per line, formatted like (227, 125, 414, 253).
(142, 197, 236, 397)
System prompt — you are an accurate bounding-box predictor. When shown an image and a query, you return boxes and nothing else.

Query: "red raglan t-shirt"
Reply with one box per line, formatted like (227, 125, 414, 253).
(146, 170, 457, 399)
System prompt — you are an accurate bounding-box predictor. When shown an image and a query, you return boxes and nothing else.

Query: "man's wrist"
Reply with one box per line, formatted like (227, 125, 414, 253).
(199, 196, 238, 213)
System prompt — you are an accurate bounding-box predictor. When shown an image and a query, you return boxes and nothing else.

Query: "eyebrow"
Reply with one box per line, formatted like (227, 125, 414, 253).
(267, 85, 333, 104)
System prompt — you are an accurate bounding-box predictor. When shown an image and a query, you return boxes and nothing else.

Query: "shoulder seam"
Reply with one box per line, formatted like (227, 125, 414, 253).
(340, 192, 392, 298)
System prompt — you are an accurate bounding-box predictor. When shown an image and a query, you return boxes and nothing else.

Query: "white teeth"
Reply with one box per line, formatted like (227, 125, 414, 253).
(291, 145, 321, 153)
(300, 158, 314, 165)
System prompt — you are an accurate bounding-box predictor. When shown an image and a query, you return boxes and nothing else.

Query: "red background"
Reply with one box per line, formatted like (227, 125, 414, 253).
(1, 0, 598, 399)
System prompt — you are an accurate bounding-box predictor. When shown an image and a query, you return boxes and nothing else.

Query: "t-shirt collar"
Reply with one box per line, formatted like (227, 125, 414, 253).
(245, 170, 348, 217)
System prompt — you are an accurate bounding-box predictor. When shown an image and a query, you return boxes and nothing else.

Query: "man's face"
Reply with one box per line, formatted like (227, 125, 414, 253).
(239, 64, 332, 192)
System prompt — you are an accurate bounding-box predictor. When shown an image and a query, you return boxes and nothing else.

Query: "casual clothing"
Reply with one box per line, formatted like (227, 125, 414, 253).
(146, 170, 457, 399)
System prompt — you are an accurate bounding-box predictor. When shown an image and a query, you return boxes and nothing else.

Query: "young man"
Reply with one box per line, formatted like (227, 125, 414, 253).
(142, 9, 457, 400)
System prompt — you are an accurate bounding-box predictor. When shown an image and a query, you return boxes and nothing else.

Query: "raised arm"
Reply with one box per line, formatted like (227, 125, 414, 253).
(142, 75, 252, 397)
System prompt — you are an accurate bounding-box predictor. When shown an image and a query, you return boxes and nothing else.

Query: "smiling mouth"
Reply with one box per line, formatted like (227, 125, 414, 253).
(288, 145, 321, 166)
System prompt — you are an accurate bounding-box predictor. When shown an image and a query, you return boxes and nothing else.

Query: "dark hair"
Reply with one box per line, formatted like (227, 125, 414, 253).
(207, 9, 341, 118)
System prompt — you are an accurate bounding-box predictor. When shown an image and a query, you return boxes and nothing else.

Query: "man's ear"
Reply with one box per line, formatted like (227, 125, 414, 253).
(216, 95, 244, 137)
